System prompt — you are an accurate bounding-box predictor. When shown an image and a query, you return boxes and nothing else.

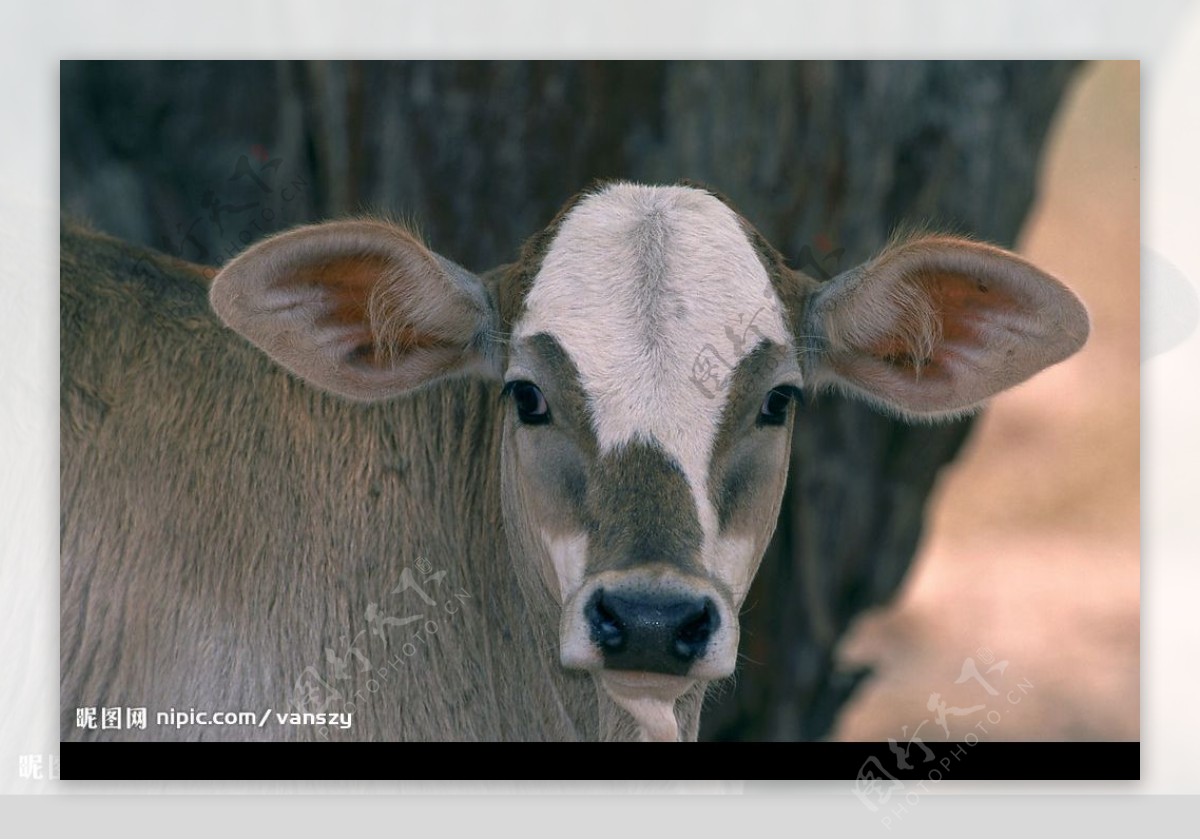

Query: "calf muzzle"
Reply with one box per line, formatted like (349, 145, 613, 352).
(585, 588, 719, 676)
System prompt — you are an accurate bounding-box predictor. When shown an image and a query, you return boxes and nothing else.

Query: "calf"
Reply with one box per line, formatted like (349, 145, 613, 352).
(61, 181, 1088, 742)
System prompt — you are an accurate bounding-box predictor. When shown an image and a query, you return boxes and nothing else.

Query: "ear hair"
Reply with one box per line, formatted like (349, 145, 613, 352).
(211, 218, 498, 402)
(820, 263, 943, 383)
(802, 234, 1090, 420)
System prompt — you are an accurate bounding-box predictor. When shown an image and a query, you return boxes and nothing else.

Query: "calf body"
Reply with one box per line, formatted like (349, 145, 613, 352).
(61, 223, 637, 740)
(61, 182, 1088, 741)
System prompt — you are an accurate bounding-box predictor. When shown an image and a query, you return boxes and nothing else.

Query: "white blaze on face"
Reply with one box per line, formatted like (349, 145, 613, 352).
(514, 183, 792, 587)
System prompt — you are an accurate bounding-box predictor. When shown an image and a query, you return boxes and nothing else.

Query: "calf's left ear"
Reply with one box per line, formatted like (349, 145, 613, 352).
(800, 236, 1090, 419)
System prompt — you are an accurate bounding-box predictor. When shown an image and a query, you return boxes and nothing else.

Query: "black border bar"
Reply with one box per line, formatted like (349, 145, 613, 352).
(60, 741, 1139, 781)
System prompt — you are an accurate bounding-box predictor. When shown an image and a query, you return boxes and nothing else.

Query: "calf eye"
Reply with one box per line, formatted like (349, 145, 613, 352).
(504, 381, 551, 425)
(758, 387, 797, 426)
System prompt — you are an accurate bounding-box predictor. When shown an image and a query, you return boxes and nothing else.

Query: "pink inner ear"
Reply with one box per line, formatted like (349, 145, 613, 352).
(288, 253, 445, 370)
(814, 237, 1088, 417)
(212, 219, 493, 402)
(862, 269, 1026, 381)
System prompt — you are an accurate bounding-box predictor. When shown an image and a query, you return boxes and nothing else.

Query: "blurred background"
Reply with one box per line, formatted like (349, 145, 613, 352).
(59, 60, 1137, 741)
(833, 60, 1139, 741)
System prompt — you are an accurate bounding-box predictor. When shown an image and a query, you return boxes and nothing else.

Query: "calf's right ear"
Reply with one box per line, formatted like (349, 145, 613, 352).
(210, 220, 498, 401)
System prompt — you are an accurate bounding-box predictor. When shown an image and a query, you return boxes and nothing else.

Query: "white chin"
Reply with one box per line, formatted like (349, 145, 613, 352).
(598, 671, 695, 742)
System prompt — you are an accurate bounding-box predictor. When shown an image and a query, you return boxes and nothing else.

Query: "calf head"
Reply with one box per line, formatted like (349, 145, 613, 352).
(211, 182, 1089, 740)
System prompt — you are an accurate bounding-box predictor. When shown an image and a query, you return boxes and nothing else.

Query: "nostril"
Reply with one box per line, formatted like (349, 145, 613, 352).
(585, 589, 719, 672)
(586, 589, 626, 653)
(673, 598, 717, 661)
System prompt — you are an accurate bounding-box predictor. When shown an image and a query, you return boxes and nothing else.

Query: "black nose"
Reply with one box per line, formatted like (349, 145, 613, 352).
(585, 589, 719, 676)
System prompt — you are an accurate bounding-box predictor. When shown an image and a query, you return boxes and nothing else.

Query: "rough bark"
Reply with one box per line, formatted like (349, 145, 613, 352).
(60, 60, 1079, 740)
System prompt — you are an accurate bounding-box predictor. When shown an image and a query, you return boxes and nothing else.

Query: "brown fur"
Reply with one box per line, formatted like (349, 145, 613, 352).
(60, 219, 698, 741)
(61, 185, 1087, 743)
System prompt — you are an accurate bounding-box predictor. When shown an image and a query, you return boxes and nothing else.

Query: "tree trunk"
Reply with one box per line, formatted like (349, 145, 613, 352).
(60, 59, 1079, 740)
